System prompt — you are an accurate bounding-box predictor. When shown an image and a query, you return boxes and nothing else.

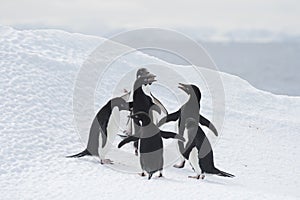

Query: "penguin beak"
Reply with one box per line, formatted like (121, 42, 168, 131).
(143, 73, 157, 85)
(178, 83, 188, 93)
(146, 73, 157, 84)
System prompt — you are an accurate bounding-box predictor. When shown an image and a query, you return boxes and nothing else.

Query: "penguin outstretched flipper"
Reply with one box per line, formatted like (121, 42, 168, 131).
(160, 131, 185, 142)
(118, 136, 139, 148)
(66, 149, 91, 158)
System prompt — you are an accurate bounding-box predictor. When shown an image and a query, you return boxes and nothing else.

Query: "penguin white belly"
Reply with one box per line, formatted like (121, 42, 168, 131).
(188, 148, 201, 174)
(182, 128, 201, 174)
(98, 107, 120, 160)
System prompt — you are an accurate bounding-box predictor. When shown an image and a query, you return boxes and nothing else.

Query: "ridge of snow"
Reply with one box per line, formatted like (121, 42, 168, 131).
(0, 26, 299, 200)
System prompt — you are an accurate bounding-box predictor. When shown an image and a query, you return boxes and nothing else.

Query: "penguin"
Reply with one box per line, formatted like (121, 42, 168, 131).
(157, 83, 218, 168)
(67, 93, 131, 164)
(119, 68, 162, 138)
(125, 68, 166, 155)
(118, 112, 185, 180)
(182, 118, 234, 179)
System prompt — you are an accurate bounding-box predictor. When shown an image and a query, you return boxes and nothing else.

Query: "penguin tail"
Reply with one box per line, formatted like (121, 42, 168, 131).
(216, 169, 235, 178)
(66, 149, 92, 158)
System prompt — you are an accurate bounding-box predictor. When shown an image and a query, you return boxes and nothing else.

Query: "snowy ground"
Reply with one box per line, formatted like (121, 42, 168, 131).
(0, 26, 299, 200)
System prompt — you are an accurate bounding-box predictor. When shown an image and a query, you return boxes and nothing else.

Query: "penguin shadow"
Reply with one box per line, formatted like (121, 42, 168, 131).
(65, 154, 101, 165)
(135, 174, 183, 183)
(200, 174, 239, 186)
(201, 177, 228, 186)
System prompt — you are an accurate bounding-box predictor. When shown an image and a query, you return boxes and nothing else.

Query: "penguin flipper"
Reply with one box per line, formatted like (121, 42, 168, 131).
(199, 115, 218, 136)
(160, 131, 185, 142)
(157, 109, 181, 127)
(150, 104, 161, 115)
(150, 92, 168, 115)
(101, 132, 107, 148)
(181, 141, 196, 160)
(100, 124, 108, 148)
(118, 136, 139, 148)
(66, 149, 92, 158)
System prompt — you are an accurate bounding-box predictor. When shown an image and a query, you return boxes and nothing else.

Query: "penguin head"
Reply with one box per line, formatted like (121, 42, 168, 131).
(178, 83, 201, 101)
(129, 111, 151, 126)
(111, 97, 129, 111)
(136, 68, 150, 79)
(134, 73, 157, 89)
(185, 118, 198, 129)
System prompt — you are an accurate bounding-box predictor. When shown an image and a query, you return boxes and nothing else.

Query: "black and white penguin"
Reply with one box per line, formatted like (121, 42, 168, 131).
(125, 68, 167, 155)
(182, 118, 234, 179)
(118, 112, 185, 180)
(67, 94, 130, 164)
(157, 83, 218, 168)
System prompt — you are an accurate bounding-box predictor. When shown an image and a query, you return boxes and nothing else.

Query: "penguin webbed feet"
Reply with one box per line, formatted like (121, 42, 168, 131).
(139, 172, 146, 177)
(100, 159, 114, 165)
(188, 174, 205, 180)
(139, 171, 163, 180)
(148, 172, 153, 180)
(158, 171, 163, 178)
(173, 160, 185, 168)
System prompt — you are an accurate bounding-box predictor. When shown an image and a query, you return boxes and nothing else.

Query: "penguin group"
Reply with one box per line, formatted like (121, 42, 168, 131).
(68, 68, 234, 180)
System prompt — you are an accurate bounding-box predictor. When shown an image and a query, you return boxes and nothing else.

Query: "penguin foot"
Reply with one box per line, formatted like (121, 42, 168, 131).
(157, 172, 163, 178)
(100, 159, 113, 165)
(188, 174, 205, 180)
(173, 161, 185, 168)
(122, 129, 132, 136)
(139, 172, 146, 177)
(148, 173, 153, 180)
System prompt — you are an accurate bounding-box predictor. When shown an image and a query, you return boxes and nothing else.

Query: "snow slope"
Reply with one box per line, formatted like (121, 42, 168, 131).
(0, 26, 299, 200)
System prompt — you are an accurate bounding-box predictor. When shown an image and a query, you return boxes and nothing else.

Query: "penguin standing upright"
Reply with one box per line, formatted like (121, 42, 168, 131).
(157, 83, 218, 168)
(127, 68, 167, 155)
(182, 118, 234, 179)
(118, 112, 185, 180)
(67, 94, 130, 164)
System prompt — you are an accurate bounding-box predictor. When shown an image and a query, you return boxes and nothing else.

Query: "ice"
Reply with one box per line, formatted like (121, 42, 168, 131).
(0, 26, 299, 200)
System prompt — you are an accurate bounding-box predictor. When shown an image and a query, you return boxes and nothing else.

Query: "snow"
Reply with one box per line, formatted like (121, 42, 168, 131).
(0, 26, 299, 200)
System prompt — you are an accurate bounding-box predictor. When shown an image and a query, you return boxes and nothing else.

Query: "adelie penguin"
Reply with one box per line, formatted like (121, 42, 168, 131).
(123, 68, 165, 136)
(157, 83, 218, 168)
(118, 112, 185, 180)
(125, 68, 167, 155)
(182, 118, 234, 179)
(67, 92, 130, 164)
